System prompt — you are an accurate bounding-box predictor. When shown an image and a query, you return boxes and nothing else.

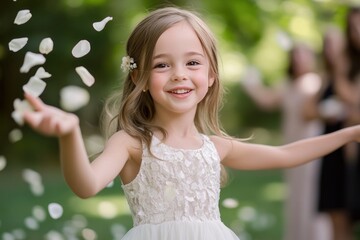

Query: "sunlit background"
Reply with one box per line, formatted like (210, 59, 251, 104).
(0, 0, 358, 239)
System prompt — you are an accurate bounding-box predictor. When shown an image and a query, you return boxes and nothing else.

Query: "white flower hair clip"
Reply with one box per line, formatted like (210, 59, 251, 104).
(121, 56, 137, 72)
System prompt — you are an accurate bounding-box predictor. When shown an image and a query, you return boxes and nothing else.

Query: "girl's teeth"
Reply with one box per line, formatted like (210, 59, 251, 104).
(172, 89, 190, 94)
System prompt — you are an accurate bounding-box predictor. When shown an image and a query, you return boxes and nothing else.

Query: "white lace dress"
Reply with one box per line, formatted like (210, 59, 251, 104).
(121, 134, 240, 240)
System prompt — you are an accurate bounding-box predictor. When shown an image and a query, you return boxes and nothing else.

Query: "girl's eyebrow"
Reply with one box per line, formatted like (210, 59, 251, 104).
(153, 51, 205, 60)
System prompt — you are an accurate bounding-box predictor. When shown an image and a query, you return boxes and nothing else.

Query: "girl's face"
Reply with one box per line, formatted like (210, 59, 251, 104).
(149, 21, 214, 117)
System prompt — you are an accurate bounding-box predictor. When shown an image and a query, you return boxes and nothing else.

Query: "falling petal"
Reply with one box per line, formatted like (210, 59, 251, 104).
(93, 16, 113, 32)
(22, 168, 42, 185)
(0, 156, 7, 172)
(75, 66, 95, 87)
(30, 182, 44, 196)
(14, 9, 32, 25)
(32, 205, 46, 221)
(20, 52, 46, 73)
(34, 67, 52, 79)
(11, 98, 34, 126)
(9, 128, 23, 143)
(71, 40, 90, 58)
(222, 198, 239, 208)
(48, 203, 63, 219)
(23, 76, 47, 97)
(60, 85, 90, 112)
(24, 217, 39, 230)
(8, 37, 28, 52)
(39, 37, 54, 54)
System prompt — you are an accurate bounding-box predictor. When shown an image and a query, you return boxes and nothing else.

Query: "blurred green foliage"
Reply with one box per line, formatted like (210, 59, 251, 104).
(0, 0, 358, 239)
(0, 0, 350, 165)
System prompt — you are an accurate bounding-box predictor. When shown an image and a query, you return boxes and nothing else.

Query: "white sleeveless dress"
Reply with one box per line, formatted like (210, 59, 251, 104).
(121, 134, 240, 240)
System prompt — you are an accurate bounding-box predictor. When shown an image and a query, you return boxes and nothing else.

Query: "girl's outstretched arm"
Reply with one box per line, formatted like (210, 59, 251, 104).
(212, 126, 360, 170)
(23, 93, 132, 198)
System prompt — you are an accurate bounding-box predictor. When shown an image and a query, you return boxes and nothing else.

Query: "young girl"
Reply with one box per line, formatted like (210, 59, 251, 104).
(23, 6, 360, 240)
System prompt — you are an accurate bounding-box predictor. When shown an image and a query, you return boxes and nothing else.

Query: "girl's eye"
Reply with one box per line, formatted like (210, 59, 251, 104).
(187, 60, 200, 66)
(154, 63, 168, 68)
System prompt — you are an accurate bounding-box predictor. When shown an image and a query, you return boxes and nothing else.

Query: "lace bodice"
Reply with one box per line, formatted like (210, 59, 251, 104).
(122, 134, 221, 226)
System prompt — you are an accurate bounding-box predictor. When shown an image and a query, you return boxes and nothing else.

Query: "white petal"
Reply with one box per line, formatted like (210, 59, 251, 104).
(75, 66, 95, 87)
(9, 128, 23, 143)
(0, 156, 7, 172)
(39, 38, 54, 54)
(93, 16, 113, 32)
(20, 52, 46, 73)
(22, 168, 42, 184)
(11, 110, 24, 126)
(48, 203, 63, 219)
(14, 9, 32, 25)
(8, 37, 28, 52)
(35, 67, 52, 79)
(60, 85, 90, 112)
(12, 98, 34, 125)
(24, 217, 39, 230)
(222, 198, 239, 208)
(71, 40, 91, 58)
(32, 205, 46, 222)
(23, 76, 47, 97)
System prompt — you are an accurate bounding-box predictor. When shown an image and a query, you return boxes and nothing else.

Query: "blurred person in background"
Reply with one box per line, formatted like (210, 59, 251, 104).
(306, 7, 360, 239)
(305, 26, 352, 240)
(241, 42, 327, 240)
(334, 6, 360, 238)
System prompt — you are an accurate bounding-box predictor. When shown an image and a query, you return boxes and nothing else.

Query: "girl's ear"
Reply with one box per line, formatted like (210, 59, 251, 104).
(130, 70, 138, 84)
(208, 73, 215, 87)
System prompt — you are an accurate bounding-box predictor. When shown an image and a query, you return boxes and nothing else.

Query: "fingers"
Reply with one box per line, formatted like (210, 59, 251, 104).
(24, 92, 45, 111)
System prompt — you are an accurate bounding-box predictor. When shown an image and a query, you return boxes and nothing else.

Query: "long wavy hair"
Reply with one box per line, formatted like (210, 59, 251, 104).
(101, 7, 228, 184)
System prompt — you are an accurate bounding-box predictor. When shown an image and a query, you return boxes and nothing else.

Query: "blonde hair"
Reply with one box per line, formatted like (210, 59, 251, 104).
(101, 6, 228, 184)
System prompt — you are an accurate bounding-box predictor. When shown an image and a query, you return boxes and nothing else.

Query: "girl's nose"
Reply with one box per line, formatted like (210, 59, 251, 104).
(171, 67, 187, 81)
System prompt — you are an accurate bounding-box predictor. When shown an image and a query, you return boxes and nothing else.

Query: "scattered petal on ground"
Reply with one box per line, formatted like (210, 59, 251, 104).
(20, 52, 46, 73)
(93, 16, 113, 32)
(23, 76, 47, 97)
(24, 217, 39, 230)
(45, 231, 64, 240)
(39, 37, 54, 54)
(11, 229, 26, 240)
(8, 128, 23, 143)
(60, 85, 90, 112)
(22, 168, 44, 196)
(34, 67, 52, 79)
(14, 9, 32, 25)
(81, 228, 97, 240)
(11, 98, 34, 125)
(75, 66, 95, 87)
(8, 37, 28, 52)
(111, 224, 127, 239)
(32, 205, 46, 222)
(48, 203, 63, 219)
(71, 40, 91, 58)
(0, 156, 7, 172)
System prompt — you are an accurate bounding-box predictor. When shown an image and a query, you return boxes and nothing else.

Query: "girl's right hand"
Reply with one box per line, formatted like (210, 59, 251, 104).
(23, 93, 79, 137)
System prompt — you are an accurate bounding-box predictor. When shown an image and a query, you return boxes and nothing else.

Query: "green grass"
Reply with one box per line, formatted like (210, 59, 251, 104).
(0, 166, 285, 239)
